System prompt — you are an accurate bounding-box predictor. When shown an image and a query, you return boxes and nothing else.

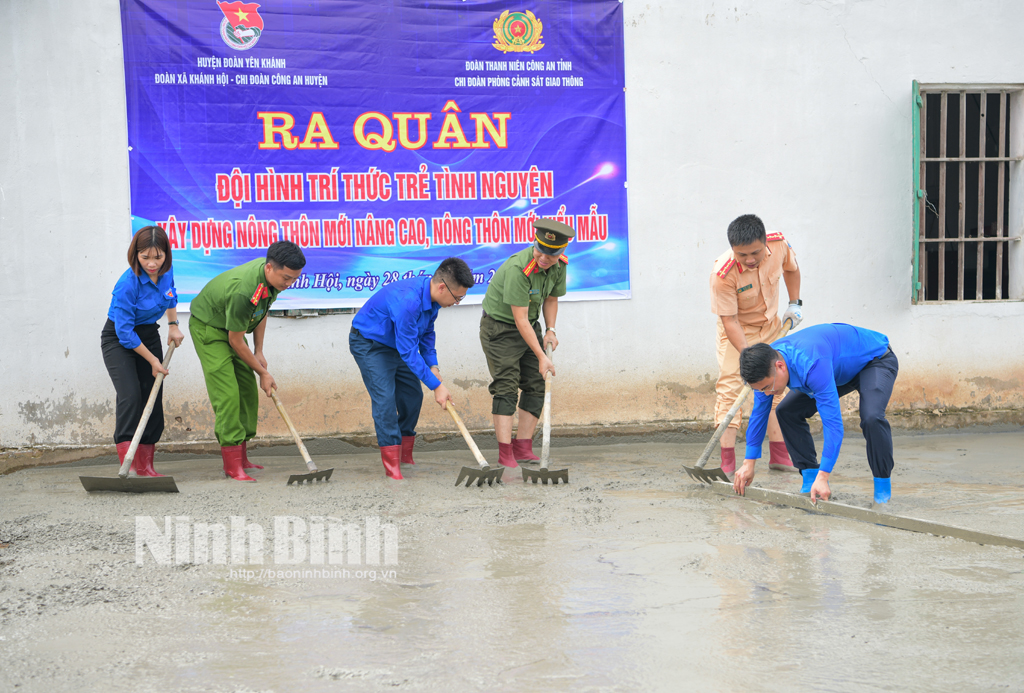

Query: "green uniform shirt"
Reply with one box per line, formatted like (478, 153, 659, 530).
(189, 259, 280, 333)
(481, 247, 567, 324)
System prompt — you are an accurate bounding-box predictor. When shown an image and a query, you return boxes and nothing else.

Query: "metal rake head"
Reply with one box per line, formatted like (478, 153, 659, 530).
(455, 465, 504, 487)
(682, 465, 730, 485)
(287, 468, 334, 485)
(521, 467, 569, 485)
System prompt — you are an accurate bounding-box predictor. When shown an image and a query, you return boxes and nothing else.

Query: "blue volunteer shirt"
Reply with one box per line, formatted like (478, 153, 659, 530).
(351, 276, 442, 390)
(745, 323, 890, 473)
(107, 268, 178, 349)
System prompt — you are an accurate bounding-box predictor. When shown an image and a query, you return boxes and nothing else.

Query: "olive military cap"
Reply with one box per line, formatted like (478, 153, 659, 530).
(533, 218, 575, 256)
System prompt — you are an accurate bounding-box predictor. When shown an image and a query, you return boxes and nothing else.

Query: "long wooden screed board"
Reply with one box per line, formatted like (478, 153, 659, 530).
(707, 481, 1024, 550)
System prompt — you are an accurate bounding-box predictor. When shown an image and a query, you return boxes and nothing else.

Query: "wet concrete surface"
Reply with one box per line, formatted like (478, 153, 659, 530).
(1, 430, 1022, 692)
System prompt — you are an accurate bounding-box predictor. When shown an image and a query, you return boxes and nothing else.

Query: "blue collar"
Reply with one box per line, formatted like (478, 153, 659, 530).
(137, 270, 161, 287)
(421, 275, 438, 311)
(135, 269, 172, 294)
(777, 350, 808, 393)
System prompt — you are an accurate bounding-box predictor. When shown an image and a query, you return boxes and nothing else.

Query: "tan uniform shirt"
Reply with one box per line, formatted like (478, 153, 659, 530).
(709, 232, 798, 325)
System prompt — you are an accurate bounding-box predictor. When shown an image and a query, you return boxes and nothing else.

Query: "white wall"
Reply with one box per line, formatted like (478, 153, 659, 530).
(3, 0, 1023, 449)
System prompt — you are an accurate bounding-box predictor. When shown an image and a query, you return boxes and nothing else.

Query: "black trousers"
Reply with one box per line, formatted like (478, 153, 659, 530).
(101, 320, 165, 445)
(775, 349, 899, 478)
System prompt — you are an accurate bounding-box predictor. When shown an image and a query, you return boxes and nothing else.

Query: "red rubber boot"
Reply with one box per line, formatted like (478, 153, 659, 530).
(222, 445, 255, 482)
(116, 441, 137, 475)
(497, 442, 518, 468)
(241, 441, 264, 470)
(134, 444, 165, 477)
(768, 441, 798, 473)
(720, 447, 736, 476)
(400, 436, 416, 465)
(380, 445, 403, 479)
(512, 438, 540, 464)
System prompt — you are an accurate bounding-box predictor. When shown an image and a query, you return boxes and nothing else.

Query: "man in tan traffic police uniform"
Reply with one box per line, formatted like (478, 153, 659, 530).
(710, 214, 802, 475)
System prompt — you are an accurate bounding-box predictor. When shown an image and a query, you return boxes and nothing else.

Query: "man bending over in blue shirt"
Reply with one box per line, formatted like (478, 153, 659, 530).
(349, 258, 474, 480)
(733, 323, 899, 504)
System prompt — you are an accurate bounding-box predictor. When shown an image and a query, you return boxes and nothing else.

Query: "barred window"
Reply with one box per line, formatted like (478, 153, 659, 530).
(912, 82, 1021, 302)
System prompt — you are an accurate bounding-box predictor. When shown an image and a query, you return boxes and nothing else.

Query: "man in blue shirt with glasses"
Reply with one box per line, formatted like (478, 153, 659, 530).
(349, 257, 475, 480)
(733, 323, 899, 504)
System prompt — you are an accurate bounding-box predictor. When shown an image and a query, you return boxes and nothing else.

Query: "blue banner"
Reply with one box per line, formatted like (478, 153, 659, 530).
(120, 0, 629, 308)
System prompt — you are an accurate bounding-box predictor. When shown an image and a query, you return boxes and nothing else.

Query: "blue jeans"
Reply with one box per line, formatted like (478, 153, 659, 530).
(349, 329, 423, 447)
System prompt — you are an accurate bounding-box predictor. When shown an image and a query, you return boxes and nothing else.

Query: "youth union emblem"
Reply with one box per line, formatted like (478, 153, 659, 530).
(492, 10, 544, 54)
(217, 1, 264, 51)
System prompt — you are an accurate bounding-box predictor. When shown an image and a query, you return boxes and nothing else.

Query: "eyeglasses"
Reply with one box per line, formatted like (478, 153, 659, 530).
(757, 369, 781, 395)
(442, 278, 466, 304)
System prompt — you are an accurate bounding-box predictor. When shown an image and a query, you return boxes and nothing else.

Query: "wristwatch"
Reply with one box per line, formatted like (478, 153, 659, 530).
(546, 327, 557, 334)
(167, 320, 179, 325)
(788, 300, 802, 307)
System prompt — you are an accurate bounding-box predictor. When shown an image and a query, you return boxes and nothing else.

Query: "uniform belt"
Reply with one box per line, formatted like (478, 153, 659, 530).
(482, 309, 540, 327)
(482, 310, 518, 325)
(870, 346, 895, 363)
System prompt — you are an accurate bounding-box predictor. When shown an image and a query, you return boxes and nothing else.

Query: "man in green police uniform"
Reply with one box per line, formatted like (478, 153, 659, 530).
(189, 241, 306, 481)
(480, 218, 572, 468)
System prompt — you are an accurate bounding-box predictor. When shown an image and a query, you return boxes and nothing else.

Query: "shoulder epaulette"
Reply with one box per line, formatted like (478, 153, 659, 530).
(716, 258, 736, 279)
(522, 259, 537, 276)
(765, 232, 785, 242)
(558, 254, 568, 264)
(250, 283, 268, 306)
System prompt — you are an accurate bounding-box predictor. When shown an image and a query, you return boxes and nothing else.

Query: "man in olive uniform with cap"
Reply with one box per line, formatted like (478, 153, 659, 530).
(480, 218, 572, 468)
(710, 214, 802, 476)
(189, 241, 306, 481)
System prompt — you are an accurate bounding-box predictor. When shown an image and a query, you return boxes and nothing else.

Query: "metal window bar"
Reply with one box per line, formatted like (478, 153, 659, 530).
(917, 86, 1020, 302)
(997, 91, 1007, 294)
(977, 93, 986, 300)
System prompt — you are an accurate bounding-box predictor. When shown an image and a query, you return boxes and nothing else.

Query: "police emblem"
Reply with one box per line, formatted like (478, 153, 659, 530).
(217, 1, 264, 51)
(492, 10, 544, 54)
(545, 232, 556, 241)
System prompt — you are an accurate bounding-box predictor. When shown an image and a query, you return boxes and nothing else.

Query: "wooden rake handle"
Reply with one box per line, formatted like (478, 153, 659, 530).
(540, 344, 553, 470)
(446, 402, 489, 469)
(270, 390, 317, 472)
(118, 343, 176, 478)
(694, 317, 794, 471)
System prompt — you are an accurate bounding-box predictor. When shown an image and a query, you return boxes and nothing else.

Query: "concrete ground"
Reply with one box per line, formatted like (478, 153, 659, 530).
(1, 429, 1022, 692)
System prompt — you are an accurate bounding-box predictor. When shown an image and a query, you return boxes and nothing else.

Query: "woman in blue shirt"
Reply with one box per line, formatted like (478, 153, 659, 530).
(101, 226, 184, 476)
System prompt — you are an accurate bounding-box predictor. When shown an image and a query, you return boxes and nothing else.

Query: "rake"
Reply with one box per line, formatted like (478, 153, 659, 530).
(449, 402, 503, 487)
(80, 343, 180, 493)
(523, 346, 568, 484)
(270, 390, 334, 485)
(684, 318, 793, 484)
